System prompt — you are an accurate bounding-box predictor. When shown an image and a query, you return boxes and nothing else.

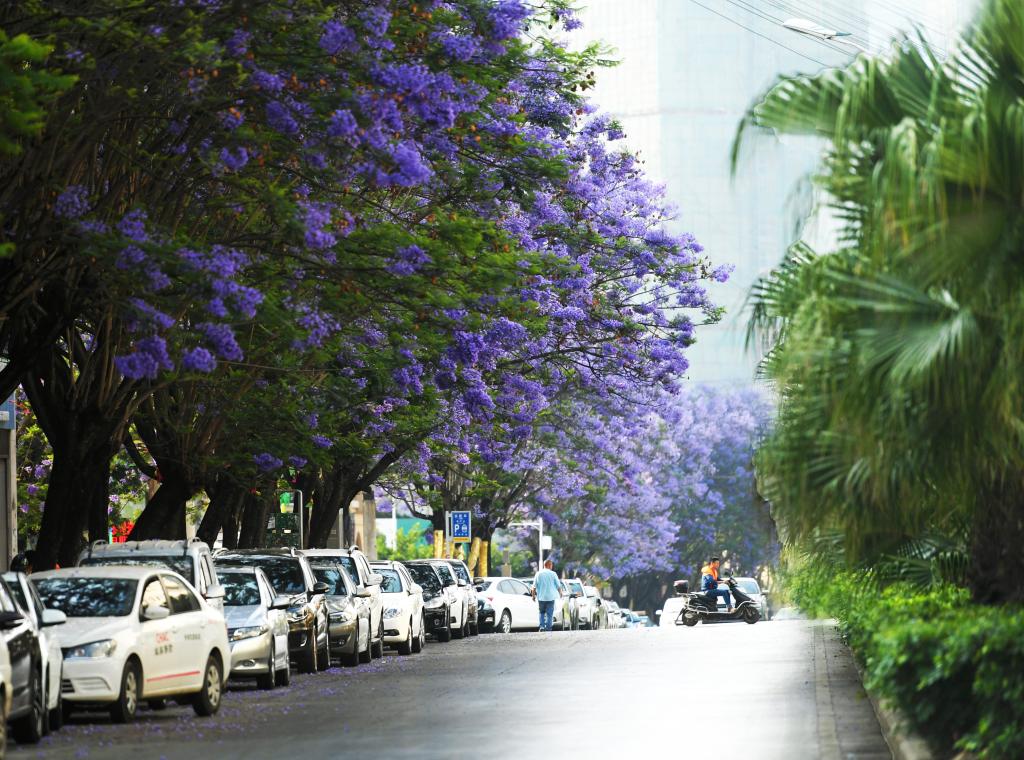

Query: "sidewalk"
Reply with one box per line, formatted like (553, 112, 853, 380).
(812, 620, 892, 760)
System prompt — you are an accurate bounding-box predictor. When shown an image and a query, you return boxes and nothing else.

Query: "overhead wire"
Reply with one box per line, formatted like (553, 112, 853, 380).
(723, 0, 861, 58)
(685, 0, 831, 68)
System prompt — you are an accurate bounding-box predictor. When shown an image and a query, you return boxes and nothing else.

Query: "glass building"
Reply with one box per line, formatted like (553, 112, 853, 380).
(574, 0, 977, 387)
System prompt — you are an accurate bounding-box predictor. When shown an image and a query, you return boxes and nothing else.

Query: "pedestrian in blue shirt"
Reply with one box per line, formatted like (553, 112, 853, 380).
(531, 560, 562, 632)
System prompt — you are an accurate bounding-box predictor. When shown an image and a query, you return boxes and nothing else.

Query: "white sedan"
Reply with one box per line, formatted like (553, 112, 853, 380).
(32, 566, 230, 723)
(370, 561, 424, 655)
(477, 577, 539, 633)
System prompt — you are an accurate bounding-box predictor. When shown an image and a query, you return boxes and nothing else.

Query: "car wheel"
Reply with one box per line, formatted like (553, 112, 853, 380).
(452, 607, 466, 639)
(147, 698, 168, 710)
(0, 693, 7, 750)
(316, 629, 331, 671)
(275, 645, 292, 687)
(109, 659, 141, 724)
(343, 622, 362, 667)
(498, 610, 512, 634)
(371, 617, 384, 659)
(299, 626, 318, 673)
(192, 654, 223, 717)
(436, 609, 452, 643)
(397, 618, 414, 655)
(412, 616, 424, 653)
(12, 664, 44, 743)
(60, 700, 74, 724)
(359, 622, 373, 663)
(257, 642, 277, 690)
(49, 681, 64, 732)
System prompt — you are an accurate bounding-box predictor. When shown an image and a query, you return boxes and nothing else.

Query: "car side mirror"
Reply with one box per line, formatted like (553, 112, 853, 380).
(0, 611, 23, 629)
(457, 578, 468, 588)
(270, 595, 292, 610)
(204, 583, 225, 600)
(142, 604, 170, 621)
(41, 608, 66, 626)
(367, 573, 384, 586)
(311, 582, 331, 596)
(655, 609, 663, 616)
(354, 587, 372, 598)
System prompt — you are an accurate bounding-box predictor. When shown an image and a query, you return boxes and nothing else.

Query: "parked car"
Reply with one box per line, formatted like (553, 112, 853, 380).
(604, 599, 626, 629)
(564, 579, 594, 628)
(403, 562, 457, 642)
(215, 550, 330, 673)
(406, 561, 468, 639)
(440, 559, 479, 636)
(476, 577, 538, 633)
(475, 588, 496, 632)
(78, 539, 225, 612)
(305, 556, 371, 666)
(657, 596, 687, 627)
(217, 566, 291, 688)
(304, 548, 384, 659)
(0, 635, 10, 752)
(3, 572, 65, 732)
(370, 561, 424, 655)
(554, 581, 579, 631)
(583, 585, 608, 630)
(32, 566, 230, 722)
(621, 609, 644, 628)
(0, 576, 49, 743)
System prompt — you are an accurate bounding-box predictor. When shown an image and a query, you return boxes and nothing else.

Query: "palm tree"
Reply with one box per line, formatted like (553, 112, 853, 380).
(737, 0, 1024, 603)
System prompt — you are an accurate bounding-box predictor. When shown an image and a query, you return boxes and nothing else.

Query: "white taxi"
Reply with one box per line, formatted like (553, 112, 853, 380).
(31, 566, 230, 723)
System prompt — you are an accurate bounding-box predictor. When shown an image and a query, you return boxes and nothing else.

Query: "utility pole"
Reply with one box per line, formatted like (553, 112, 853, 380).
(0, 389, 16, 567)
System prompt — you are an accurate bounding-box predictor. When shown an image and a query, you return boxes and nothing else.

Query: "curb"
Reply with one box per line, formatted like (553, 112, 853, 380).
(854, 659, 934, 760)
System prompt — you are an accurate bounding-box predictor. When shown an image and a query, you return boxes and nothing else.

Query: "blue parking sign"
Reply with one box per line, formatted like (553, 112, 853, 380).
(451, 511, 471, 542)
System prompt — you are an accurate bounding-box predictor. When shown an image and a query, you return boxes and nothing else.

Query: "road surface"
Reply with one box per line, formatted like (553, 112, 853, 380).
(12, 619, 890, 759)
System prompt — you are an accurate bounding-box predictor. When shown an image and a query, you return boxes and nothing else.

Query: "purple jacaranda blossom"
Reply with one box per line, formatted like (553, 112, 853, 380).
(254, 453, 283, 472)
(299, 202, 337, 250)
(115, 335, 174, 379)
(117, 209, 149, 242)
(288, 456, 308, 469)
(181, 346, 217, 372)
(305, 413, 319, 429)
(54, 185, 90, 219)
(320, 20, 357, 55)
(488, 1, 531, 40)
(266, 101, 299, 134)
(220, 146, 248, 172)
(360, 6, 391, 37)
(26, 484, 39, 496)
(225, 29, 252, 56)
(198, 322, 243, 361)
(311, 434, 333, 449)
(250, 70, 285, 92)
(328, 109, 358, 138)
(386, 244, 430, 276)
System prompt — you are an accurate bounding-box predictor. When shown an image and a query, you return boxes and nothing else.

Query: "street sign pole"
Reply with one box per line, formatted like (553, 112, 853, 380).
(297, 489, 304, 549)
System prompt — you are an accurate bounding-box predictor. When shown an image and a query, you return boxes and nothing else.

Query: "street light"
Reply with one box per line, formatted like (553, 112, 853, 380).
(782, 17, 870, 53)
(508, 519, 550, 571)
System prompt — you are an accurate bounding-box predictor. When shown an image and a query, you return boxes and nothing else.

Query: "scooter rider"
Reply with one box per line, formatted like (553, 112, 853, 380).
(700, 556, 732, 613)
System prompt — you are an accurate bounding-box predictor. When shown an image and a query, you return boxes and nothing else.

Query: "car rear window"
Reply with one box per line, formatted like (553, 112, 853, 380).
(35, 577, 138, 617)
(220, 572, 261, 606)
(376, 569, 403, 594)
(309, 561, 352, 596)
(219, 557, 306, 595)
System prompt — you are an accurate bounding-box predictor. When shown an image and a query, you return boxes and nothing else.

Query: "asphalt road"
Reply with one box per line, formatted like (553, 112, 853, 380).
(11, 620, 890, 760)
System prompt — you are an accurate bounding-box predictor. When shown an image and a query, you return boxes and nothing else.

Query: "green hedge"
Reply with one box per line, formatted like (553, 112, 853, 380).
(788, 565, 1024, 758)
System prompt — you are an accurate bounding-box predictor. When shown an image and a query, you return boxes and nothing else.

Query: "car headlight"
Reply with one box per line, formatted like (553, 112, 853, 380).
(383, 607, 401, 619)
(424, 596, 444, 609)
(230, 625, 269, 641)
(329, 609, 355, 623)
(64, 639, 117, 659)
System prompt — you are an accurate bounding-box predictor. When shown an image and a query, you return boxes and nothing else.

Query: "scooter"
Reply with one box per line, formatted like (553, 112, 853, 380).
(673, 577, 760, 626)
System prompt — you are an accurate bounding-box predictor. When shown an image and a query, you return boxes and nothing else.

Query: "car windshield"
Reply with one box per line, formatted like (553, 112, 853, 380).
(433, 563, 455, 586)
(219, 557, 306, 595)
(220, 572, 261, 606)
(376, 569, 403, 594)
(80, 555, 194, 583)
(5, 581, 28, 614)
(448, 562, 470, 583)
(34, 577, 138, 617)
(334, 556, 358, 584)
(309, 561, 351, 596)
(736, 580, 760, 595)
(406, 565, 441, 594)
(568, 581, 584, 594)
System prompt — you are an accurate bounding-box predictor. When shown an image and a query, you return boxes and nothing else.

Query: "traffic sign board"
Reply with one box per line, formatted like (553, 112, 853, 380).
(451, 511, 471, 542)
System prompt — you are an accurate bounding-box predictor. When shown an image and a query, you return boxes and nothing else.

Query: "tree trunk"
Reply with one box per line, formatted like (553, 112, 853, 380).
(128, 466, 193, 540)
(36, 443, 114, 569)
(197, 479, 245, 546)
(238, 490, 272, 548)
(308, 477, 356, 548)
(968, 478, 1024, 603)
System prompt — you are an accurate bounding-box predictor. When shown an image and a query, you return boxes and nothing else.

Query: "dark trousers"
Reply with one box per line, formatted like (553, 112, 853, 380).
(538, 600, 555, 631)
(707, 588, 732, 609)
